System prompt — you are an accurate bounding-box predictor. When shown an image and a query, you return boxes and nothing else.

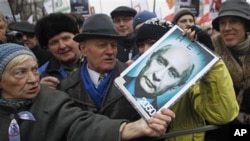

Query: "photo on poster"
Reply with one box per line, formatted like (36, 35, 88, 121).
(114, 25, 220, 120)
(179, 0, 200, 16)
(70, 0, 89, 15)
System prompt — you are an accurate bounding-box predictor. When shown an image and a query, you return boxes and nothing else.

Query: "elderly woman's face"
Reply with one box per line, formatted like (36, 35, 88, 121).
(0, 55, 40, 99)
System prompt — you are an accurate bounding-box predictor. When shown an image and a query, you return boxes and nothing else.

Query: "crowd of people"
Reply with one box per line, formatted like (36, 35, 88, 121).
(1, 0, 250, 141)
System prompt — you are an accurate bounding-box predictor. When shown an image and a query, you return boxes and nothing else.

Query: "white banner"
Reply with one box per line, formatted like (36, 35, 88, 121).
(131, 0, 149, 12)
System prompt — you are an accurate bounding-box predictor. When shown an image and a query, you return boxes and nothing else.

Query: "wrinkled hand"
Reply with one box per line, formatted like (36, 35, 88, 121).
(183, 25, 214, 51)
(146, 108, 175, 136)
(121, 108, 175, 140)
(40, 76, 60, 90)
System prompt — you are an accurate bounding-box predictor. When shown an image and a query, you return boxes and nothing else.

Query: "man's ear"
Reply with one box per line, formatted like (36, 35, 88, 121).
(79, 42, 87, 57)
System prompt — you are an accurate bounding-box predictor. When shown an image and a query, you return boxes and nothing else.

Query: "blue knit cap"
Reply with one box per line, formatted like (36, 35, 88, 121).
(0, 43, 36, 78)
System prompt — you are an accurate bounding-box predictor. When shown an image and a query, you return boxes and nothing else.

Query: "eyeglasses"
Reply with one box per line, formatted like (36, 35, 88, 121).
(23, 32, 35, 38)
(112, 17, 133, 23)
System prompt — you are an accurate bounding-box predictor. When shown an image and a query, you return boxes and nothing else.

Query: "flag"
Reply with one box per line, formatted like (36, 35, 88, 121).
(205, 0, 210, 5)
(199, 12, 211, 24)
(164, 13, 174, 21)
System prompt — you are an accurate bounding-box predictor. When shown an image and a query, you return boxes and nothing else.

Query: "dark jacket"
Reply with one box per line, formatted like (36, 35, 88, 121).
(0, 85, 124, 141)
(30, 44, 52, 67)
(117, 36, 139, 62)
(38, 56, 83, 81)
(38, 57, 65, 80)
(58, 61, 141, 120)
(58, 61, 160, 141)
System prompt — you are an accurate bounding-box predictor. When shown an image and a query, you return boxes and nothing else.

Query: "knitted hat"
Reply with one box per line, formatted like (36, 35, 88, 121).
(172, 8, 195, 24)
(110, 6, 137, 18)
(35, 13, 79, 49)
(0, 43, 36, 78)
(136, 18, 174, 44)
(212, 0, 250, 31)
(133, 10, 157, 29)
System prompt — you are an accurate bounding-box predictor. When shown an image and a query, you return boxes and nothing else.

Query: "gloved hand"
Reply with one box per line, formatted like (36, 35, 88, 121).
(187, 25, 214, 51)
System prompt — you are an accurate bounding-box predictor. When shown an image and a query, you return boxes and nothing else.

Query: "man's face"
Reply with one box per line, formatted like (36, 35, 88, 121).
(219, 16, 246, 48)
(79, 38, 118, 73)
(177, 15, 195, 30)
(47, 32, 81, 64)
(22, 33, 37, 49)
(138, 46, 193, 96)
(112, 16, 134, 36)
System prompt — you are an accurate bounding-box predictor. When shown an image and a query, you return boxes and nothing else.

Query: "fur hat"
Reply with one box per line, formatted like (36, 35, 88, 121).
(172, 8, 195, 24)
(0, 43, 35, 78)
(35, 13, 79, 49)
(110, 6, 137, 18)
(73, 14, 124, 42)
(212, 0, 250, 31)
(136, 18, 174, 44)
(133, 10, 157, 29)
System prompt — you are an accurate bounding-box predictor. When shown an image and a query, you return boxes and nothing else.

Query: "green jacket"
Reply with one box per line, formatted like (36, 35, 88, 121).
(165, 59, 239, 141)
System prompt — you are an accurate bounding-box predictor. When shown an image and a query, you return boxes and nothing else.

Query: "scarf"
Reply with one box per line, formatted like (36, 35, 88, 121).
(81, 62, 114, 107)
(212, 34, 250, 90)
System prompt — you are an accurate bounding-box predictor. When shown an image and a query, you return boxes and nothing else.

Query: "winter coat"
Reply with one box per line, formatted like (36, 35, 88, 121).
(58, 61, 141, 121)
(0, 85, 124, 141)
(165, 60, 239, 141)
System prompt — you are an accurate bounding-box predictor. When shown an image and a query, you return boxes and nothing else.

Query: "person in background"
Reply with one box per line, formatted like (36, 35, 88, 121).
(35, 13, 83, 90)
(206, 0, 250, 140)
(0, 43, 175, 141)
(162, 24, 239, 141)
(128, 18, 174, 65)
(132, 10, 157, 30)
(67, 12, 85, 33)
(8, 21, 52, 67)
(172, 8, 195, 30)
(0, 13, 8, 44)
(110, 6, 139, 63)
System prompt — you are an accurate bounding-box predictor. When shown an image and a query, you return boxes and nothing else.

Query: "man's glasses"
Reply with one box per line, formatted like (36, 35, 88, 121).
(23, 32, 35, 38)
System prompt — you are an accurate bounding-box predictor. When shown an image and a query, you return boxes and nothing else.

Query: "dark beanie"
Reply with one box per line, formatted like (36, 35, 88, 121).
(212, 0, 250, 31)
(110, 6, 137, 18)
(35, 13, 79, 49)
(172, 8, 194, 24)
(136, 18, 174, 44)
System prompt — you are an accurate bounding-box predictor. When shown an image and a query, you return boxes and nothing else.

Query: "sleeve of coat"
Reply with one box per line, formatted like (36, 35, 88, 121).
(192, 59, 239, 124)
(38, 86, 125, 141)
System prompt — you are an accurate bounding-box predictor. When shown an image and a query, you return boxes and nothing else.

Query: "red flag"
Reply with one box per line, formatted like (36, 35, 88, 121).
(205, 0, 210, 5)
(199, 13, 211, 24)
(164, 13, 174, 21)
